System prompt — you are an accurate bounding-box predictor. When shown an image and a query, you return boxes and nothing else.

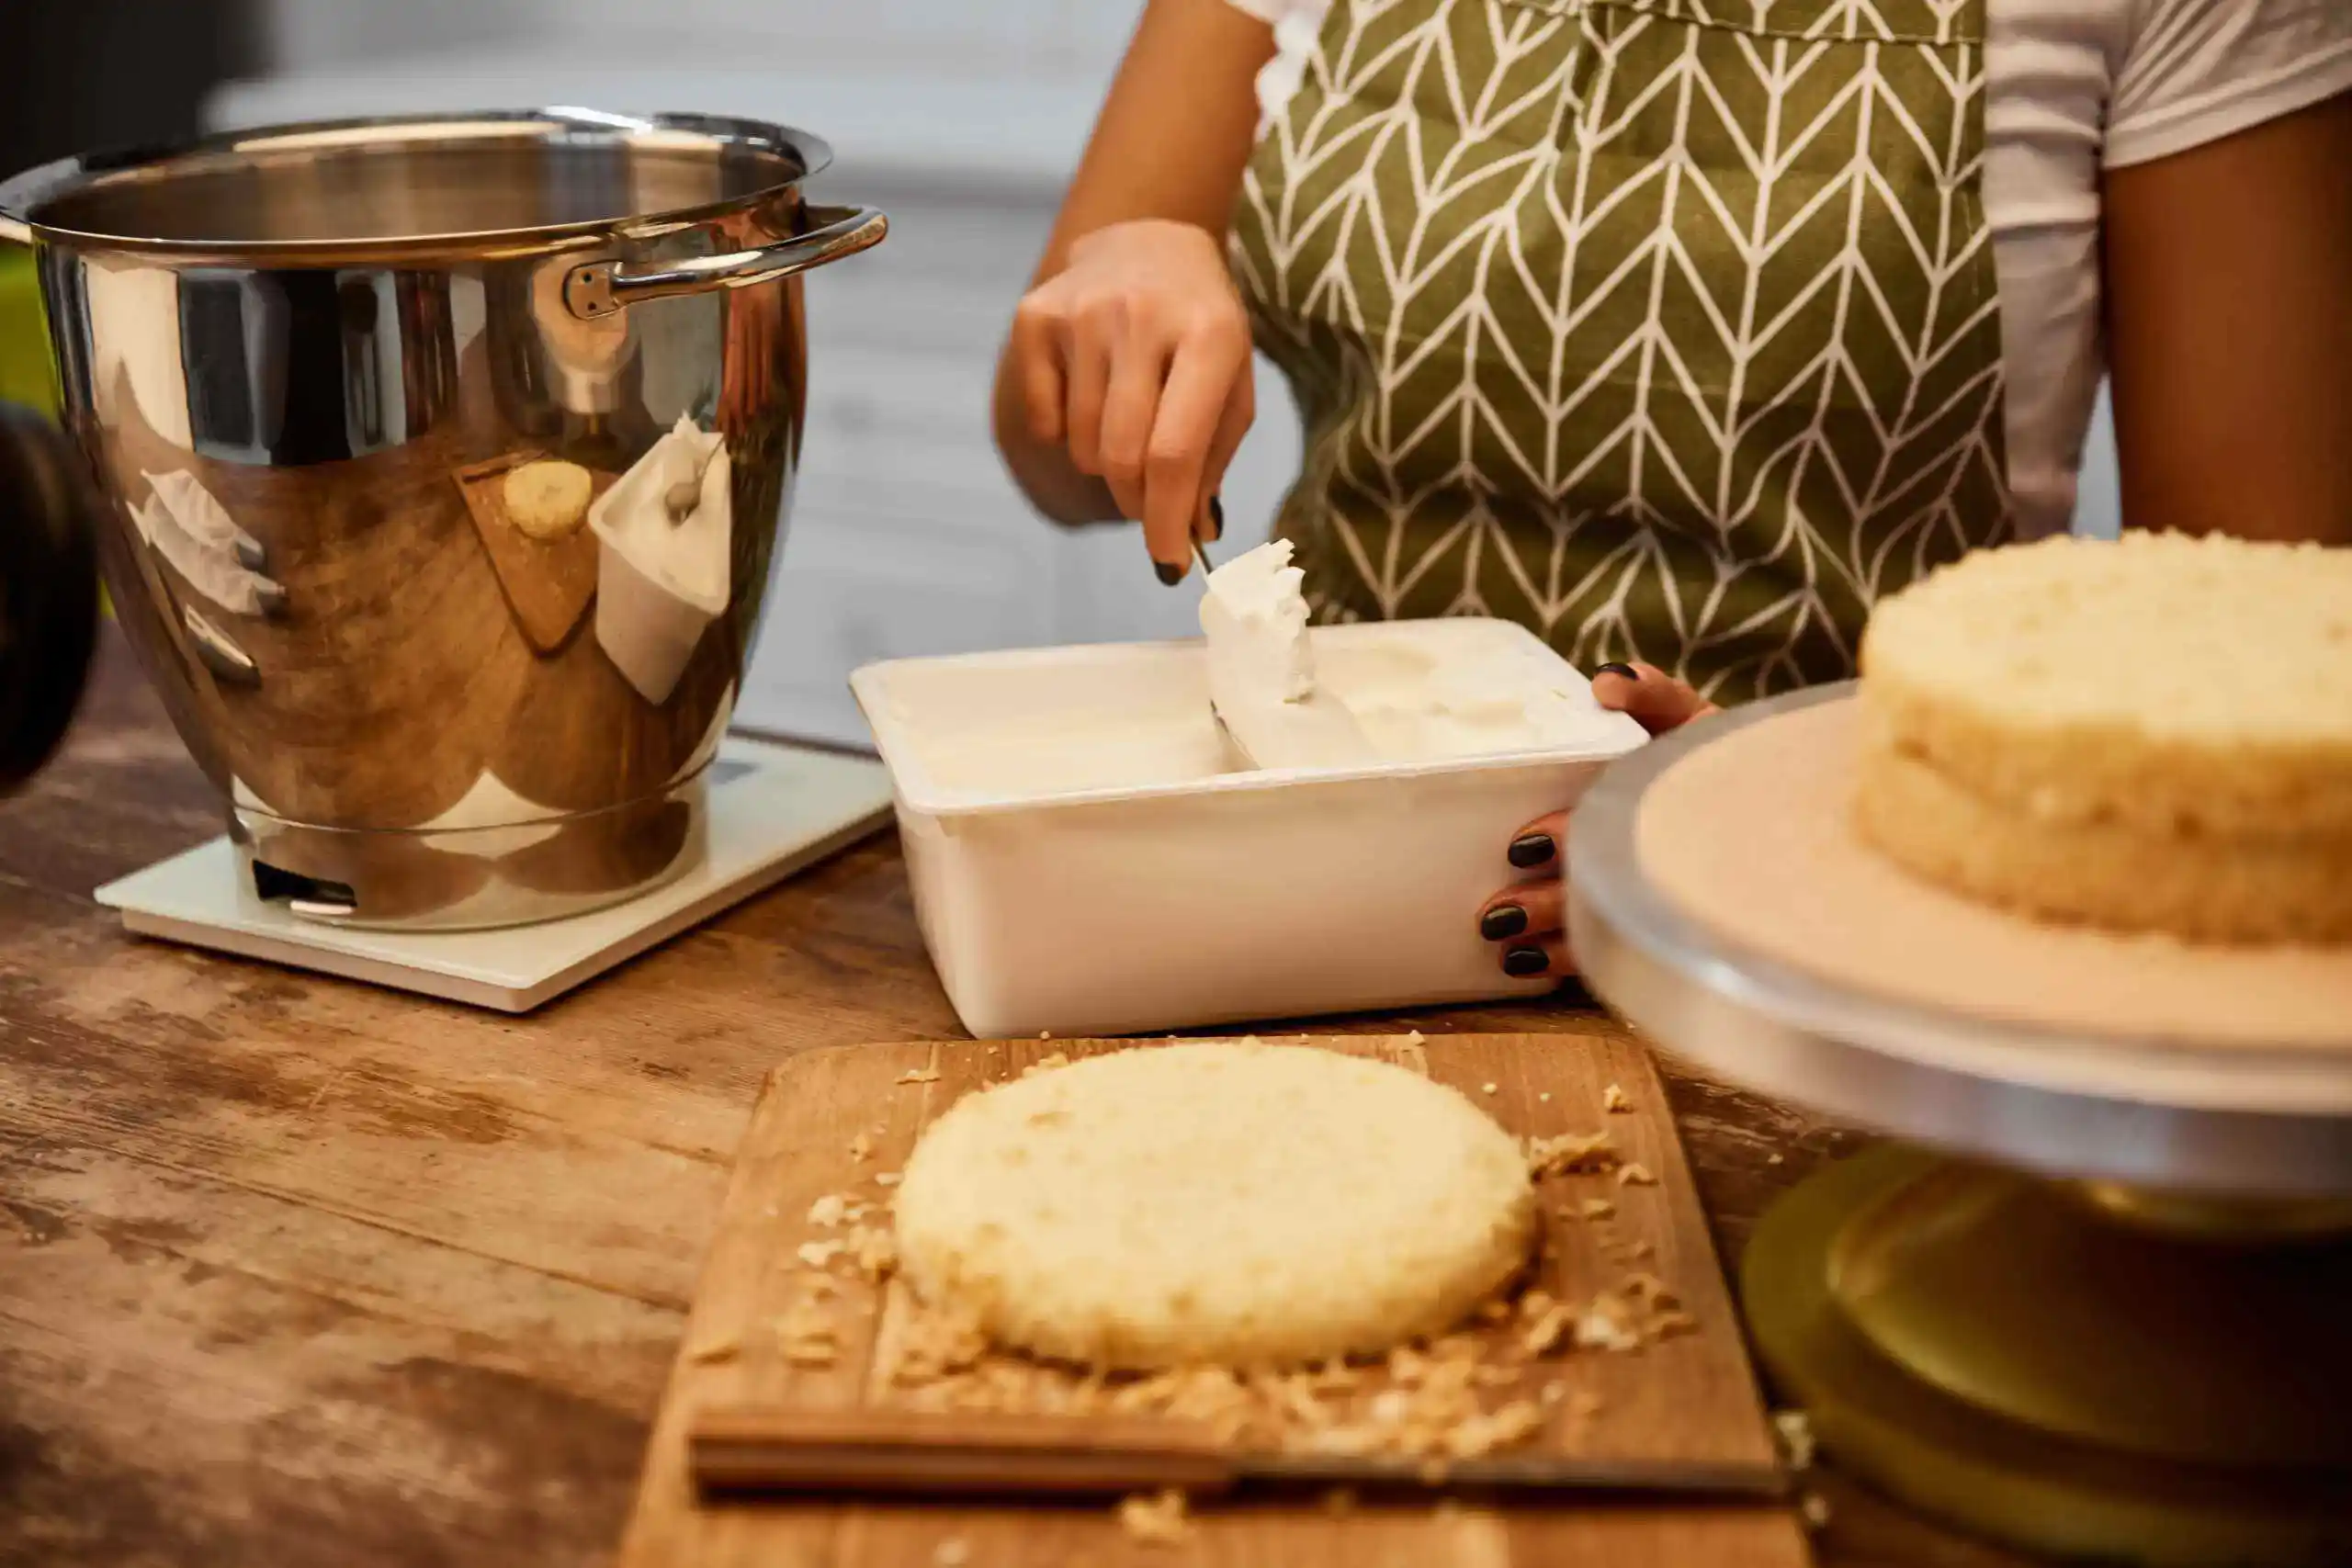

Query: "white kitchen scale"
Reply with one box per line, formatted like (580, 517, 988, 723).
(95, 735, 896, 1011)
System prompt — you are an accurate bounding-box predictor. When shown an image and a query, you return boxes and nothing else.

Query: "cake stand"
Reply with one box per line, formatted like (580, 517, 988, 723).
(1567, 683, 2352, 1566)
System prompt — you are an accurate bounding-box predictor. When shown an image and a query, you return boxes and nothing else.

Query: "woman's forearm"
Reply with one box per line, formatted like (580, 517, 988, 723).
(2107, 92, 2352, 545)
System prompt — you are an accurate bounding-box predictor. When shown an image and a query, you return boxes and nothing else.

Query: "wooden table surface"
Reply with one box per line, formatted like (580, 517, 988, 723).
(0, 634, 2031, 1568)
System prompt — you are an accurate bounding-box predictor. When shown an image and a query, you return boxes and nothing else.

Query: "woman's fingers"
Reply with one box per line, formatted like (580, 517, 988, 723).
(1591, 661, 1719, 735)
(1484, 813, 1573, 979)
(1196, 358, 1256, 544)
(1500, 936, 1573, 980)
(1099, 317, 1171, 525)
(1479, 877, 1564, 942)
(1142, 321, 1249, 572)
(1010, 300, 1067, 446)
(1061, 312, 1115, 482)
(1504, 811, 1568, 872)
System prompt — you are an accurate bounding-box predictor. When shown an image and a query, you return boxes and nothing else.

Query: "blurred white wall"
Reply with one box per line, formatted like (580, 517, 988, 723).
(254, 0, 1139, 81)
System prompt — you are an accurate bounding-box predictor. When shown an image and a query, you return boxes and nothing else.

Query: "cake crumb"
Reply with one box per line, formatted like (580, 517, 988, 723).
(1624, 1271, 1679, 1310)
(933, 1540, 971, 1568)
(1481, 1082, 1498, 1095)
(1648, 1308, 1700, 1340)
(1773, 1409, 1817, 1471)
(1538, 1091, 1552, 1102)
(1521, 1298, 1577, 1357)
(1574, 1292, 1642, 1353)
(897, 1067, 942, 1086)
(1602, 1082, 1632, 1113)
(848, 1224, 899, 1280)
(683, 1332, 741, 1365)
(1615, 1161, 1657, 1187)
(848, 1131, 875, 1163)
(1444, 1400, 1544, 1459)
(807, 1193, 850, 1227)
(1768, 1152, 1786, 1165)
(1800, 1492, 1833, 1529)
(876, 1171, 902, 1188)
(1118, 1489, 1192, 1546)
(1579, 1198, 1615, 1220)
(796, 1239, 847, 1269)
(1526, 1130, 1615, 1177)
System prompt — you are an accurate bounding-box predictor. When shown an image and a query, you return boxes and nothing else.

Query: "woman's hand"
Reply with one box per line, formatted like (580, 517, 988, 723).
(1476, 663, 1719, 982)
(1004, 219, 1256, 580)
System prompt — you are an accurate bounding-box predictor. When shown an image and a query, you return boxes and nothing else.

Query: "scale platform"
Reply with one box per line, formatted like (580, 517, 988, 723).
(96, 736, 896, 1011)
(1568, 684, 2352, 1567)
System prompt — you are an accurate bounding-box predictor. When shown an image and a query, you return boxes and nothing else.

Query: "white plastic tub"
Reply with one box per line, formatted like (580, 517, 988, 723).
(851, 618, 1647, 1038)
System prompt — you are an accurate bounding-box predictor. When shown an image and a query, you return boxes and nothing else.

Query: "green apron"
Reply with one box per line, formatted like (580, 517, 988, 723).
(1230, 0, 2012, 705)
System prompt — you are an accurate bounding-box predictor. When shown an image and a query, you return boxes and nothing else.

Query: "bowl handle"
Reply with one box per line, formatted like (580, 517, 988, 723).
(563, 203, 888, 320)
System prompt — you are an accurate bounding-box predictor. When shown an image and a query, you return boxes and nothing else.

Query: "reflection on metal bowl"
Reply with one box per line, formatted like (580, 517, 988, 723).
(233, 761, 709, 931)
(0, 109, 885, 928)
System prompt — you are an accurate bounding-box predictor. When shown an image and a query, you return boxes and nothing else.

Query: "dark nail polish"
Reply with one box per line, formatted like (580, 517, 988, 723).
(1155, 559, 1182, 587)
(1503, 945, 1550, 978)
(1208, 494, 1225, 539)
(1480, 904, 1528, 942)
(1594, 661, 1639, 682)
(1508, 832, 1556, 869)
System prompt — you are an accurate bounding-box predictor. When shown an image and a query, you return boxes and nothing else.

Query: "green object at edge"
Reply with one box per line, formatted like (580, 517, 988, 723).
(3, 243, 108, 617)
(1, 243, 58, 420)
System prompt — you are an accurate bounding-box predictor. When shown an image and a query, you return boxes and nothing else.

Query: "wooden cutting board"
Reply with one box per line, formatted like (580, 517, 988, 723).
(617, 1034, 1811, 1567)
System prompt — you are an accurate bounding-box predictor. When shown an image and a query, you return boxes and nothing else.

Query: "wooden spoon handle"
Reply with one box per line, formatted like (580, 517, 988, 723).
(688, 1406, 1239, 1498)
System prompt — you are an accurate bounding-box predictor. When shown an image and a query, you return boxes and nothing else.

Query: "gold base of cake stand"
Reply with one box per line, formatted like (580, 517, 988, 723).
(1743, 1145, 2352, 1566)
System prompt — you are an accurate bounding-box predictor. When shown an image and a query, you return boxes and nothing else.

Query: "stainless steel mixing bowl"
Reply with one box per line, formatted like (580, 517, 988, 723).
(0, 109, 886, 929)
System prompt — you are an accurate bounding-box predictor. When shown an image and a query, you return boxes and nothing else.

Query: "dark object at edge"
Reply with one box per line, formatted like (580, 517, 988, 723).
(0, 399, 98, 792)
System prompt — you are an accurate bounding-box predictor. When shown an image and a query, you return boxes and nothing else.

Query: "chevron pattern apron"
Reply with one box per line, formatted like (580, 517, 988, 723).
(1230, 0, 2013, 704)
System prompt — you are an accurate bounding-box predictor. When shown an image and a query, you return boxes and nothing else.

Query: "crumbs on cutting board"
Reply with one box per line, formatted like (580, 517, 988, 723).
(1119, 1488, 1193, 1546)
(725, 1047, 1710, 1533)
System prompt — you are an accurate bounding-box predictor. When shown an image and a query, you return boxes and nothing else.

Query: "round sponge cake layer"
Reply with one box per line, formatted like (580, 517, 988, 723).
(1856, 532, 2352, 943)
(892, 1043, 1538, 1371)
(1860, 532, 2352, 840)
(1855, 739, 2352, 942)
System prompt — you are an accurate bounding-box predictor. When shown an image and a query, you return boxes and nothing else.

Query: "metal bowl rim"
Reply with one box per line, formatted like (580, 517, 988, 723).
(0, 107, 834, 260)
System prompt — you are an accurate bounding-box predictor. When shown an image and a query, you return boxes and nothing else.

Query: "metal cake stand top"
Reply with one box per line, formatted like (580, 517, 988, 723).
(1567, 684, 2352, 1200)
